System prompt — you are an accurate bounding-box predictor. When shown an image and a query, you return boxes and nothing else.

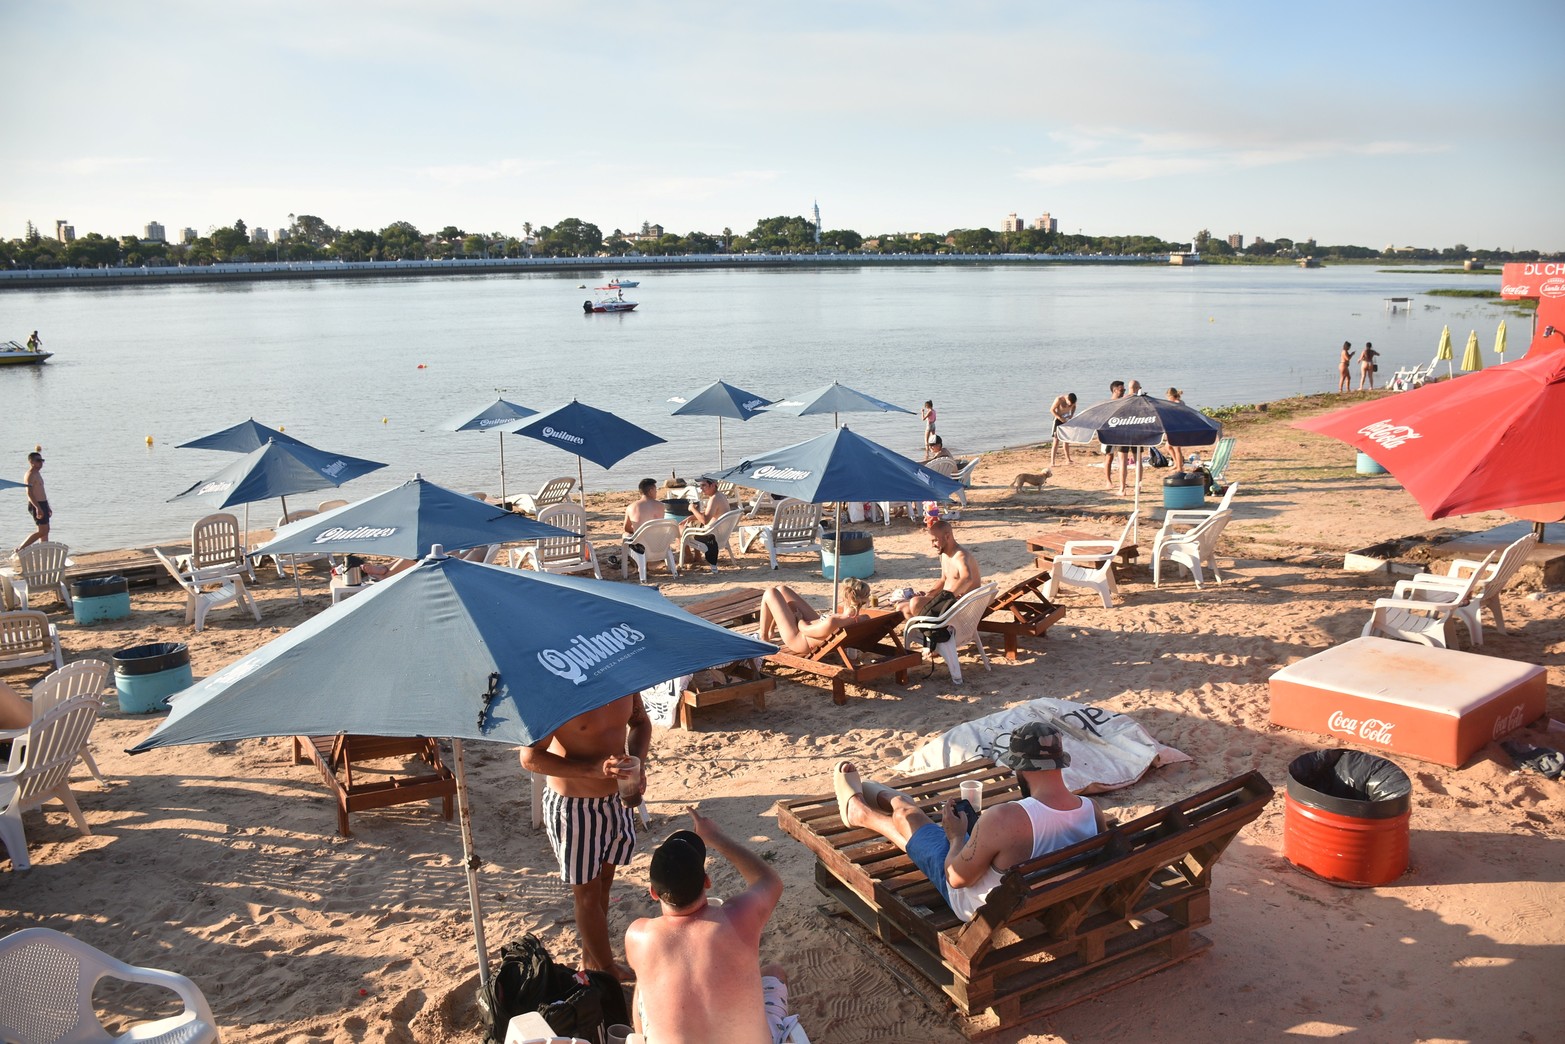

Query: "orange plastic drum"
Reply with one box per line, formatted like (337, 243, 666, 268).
(1284, 750, 1411, 888)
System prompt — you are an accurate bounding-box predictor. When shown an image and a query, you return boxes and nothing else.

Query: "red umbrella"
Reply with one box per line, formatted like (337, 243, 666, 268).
(1294, 349, 1565, 520)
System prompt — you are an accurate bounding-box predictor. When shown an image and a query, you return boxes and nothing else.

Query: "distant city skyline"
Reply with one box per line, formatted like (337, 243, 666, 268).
(4, 1, 1562, 252)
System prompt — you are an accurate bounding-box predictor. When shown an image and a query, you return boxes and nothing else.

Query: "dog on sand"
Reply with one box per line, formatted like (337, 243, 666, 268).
(1009, 469, 1053, 492)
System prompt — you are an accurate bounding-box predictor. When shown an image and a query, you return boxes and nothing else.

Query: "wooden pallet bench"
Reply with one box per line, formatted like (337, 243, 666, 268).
(292, 734, 456, 836)
(975, 569, 1067, 661)
(670, 587, 777, 729)
(778, 762, 1272, 1037)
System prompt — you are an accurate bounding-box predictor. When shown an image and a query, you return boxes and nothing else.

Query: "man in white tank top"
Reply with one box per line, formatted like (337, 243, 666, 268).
(834, 722, 1104, 923)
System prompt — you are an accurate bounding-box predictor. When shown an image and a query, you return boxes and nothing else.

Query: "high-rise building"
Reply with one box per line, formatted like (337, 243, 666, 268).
(1227, 233, 1244, 250)
(1033, 213, 1058, 233)
(180, 228, 199, 244)
(1001, 212, 1023, 233)
(55, 220, 75, 243)
(251, 227, 270, 245)
(144, 220, 167, 242)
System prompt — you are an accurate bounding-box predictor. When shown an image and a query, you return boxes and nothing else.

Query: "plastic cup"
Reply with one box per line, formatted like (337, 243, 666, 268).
(616, 756, 641, 807)
(607, 1025, 633, 1044)
(959, 779, 983, 812)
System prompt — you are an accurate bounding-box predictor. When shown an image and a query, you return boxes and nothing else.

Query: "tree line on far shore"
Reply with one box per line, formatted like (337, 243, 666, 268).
(2, 215, 1555, 270)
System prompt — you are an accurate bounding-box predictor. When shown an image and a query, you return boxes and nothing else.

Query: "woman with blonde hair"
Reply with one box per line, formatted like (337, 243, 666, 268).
(757, 577, 871, 655)
(1166, 388, 1187, 470)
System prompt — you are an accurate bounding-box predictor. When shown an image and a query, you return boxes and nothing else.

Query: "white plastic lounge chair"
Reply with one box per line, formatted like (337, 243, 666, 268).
(739, 498, 823, 569)
(1043, 517, 1135, 608)
(0, 926, 219, 1041)
(1390, 533, 1536, 645)
(680, 508, 743, 574)
(1153, 509, 1232, 588)
(1362, 550, 1495, 649)
(514, 476, 577, 516)
(258, 509, 333, 580)
(184, 512, 256, 583)
(953, 454, 983, 488)
(154, 548, 261, 632)
(743, 488, 780, 519)
(1, 659, 113, 786)
(0, 610, 63, 674)
(510, 502, 600, 579)
(622, 518, 683, 582)
(904, 583, 998, 684)
(0, 697, 99, 870)
(6, 542, 72, 610)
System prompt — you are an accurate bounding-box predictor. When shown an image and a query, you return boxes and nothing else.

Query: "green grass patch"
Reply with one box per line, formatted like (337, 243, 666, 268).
(1426, 288, 1499, 298)
(1378, 268, 1499, 276)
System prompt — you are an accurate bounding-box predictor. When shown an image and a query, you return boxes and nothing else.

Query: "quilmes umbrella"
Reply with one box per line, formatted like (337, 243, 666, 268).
(1294, 348, 1565, 520)
(443, 397, 538, 506)
(0, 478, 23, 491)
(176, 418, 307, 453)
(1495, 320, 1509, 359)
(669, 380, 774, 469)
(130, 551, 774, 988)
(510, 399, 665, 498)
(1461, 330, 1485, 373)
(711, 425, 962, 603)
(1435, 325, 1455, 378)
(764, 381, 913, 428)
(1057, 393, 1223, 542)
(251, 475, 571, 561)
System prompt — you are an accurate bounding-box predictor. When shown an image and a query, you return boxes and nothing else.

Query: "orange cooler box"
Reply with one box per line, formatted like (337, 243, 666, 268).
(1270, 637, 1546, 768)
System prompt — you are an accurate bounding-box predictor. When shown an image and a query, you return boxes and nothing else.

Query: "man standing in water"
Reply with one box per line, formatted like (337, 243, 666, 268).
(19, 451, 50, 552)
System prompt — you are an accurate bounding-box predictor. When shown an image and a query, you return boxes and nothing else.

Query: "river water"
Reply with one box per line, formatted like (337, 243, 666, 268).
(1, 263, 1502, 552)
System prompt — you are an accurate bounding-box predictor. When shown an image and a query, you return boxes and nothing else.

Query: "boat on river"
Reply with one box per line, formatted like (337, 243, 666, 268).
(0, 339, 52, 365)
(605, 278, 639, 289)
(584, 286, 639, 313)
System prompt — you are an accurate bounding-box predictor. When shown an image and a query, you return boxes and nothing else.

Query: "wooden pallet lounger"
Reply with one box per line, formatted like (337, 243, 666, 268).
(976, 568, 1068, 661)
(292, 734, 456, 836)
(778, 762, 1272, 1037)
(674, 587, 777, 729)
(765, 608, 923, 705)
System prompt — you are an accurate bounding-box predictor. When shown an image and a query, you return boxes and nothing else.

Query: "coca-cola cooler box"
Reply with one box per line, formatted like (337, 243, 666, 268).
(1270, 636, 1545, 768)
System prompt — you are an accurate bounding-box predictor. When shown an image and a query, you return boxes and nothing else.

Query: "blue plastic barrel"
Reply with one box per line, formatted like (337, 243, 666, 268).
(71, 575, 131, 625)
(1356, 451, 1388, 475)
(1162, 473, 1206, 510)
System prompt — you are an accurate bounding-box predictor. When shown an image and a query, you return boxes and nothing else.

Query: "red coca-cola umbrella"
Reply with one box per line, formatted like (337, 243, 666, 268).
(1294, 348, 1565, 520)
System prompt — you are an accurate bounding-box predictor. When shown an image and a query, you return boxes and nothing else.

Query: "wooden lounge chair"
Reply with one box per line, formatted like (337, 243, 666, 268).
(976, 568, 1068, 661)
(291, 733, 456, 837)
(672, 587, 776, 729)
(777, 763, 1273, 1038)
(765, 608, 922, 704)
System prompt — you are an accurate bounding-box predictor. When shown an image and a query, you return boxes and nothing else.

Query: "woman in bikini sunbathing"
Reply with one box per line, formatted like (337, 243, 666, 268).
(757, 578, 871, 655)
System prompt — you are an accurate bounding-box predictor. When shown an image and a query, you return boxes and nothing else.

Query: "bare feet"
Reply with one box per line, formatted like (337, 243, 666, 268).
(833, 761, 862, 829)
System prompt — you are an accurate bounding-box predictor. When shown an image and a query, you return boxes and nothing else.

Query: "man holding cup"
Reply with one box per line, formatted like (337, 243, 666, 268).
(833, 722, 1104, 922)
(520, 693, 652, 980)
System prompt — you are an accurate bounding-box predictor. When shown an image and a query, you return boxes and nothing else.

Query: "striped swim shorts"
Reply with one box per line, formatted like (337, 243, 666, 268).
(542, 788, 637, 885)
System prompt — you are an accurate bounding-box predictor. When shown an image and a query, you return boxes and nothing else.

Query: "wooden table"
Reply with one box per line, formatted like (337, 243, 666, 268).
(1026, 529, 1138, 568)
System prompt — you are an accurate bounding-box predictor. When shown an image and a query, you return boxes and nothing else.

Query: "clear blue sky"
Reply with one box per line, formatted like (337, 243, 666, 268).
(4, 0, 1562, 250)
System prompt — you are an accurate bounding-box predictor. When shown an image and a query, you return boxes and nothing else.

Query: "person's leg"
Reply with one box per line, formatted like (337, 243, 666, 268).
(544, 790, 636, 981)
(759, 965, 792, 1043)
(572, 862, 630, 979)
(833, 761, 932, 847)
(0, 678, 32, 730)
(1103, 447, 1114, 488)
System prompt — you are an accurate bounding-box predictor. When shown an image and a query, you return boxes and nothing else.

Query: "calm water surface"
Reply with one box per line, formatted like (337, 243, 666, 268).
(1, 264, 1504, 551)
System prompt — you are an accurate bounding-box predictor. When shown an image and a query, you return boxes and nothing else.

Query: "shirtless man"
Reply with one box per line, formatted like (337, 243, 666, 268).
(679, 476, 729, 572)
(624, 478, 665, 536)
(895, 519, 981, 620)
(519, 693, 651, 979)
(1101, 380, 1131, 491)
(1049, 392, 1077, 466)
(624, 810, 796, 1044)
(20, 452, 50, 551)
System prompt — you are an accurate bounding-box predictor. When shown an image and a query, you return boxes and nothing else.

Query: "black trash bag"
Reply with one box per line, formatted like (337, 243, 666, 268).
(477, 934, 628, 1043)
(1288, 749, 1411, 818)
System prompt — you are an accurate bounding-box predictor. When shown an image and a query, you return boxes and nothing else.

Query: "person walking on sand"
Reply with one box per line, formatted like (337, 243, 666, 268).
(519, 693, 652, 981)
(19, 451, 50, 552)
(1049, 392, 1077, 466)
(625, 809, 800, 1044)
(1359, 342, 1379, 391)
(1338, 341, 1355, 393)
(921, 400, 937, 449)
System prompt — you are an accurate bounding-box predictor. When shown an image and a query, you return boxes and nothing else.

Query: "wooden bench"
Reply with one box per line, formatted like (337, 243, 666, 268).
(778, 762, 1272, 1037)
(766, 608, 923, 705)
(1027, 529, 1139, 569)
(671, 587, 776, 729)
(976, 569, 1067, 661)
(292, 734, 456, 836)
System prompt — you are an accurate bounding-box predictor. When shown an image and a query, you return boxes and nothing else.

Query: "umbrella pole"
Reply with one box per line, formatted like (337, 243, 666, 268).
(280, 494, 303, 605)
(577, 455, 586, 503)
(717, 417, 724, 471)
(831, 501, 843, 609)
(1131, 455, 1143, 546)
(499, 432, 507, 507)
(451, 738, 493, 988)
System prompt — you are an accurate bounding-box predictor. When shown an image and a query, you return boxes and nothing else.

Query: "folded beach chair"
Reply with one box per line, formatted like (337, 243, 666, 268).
(976, 568, 1068, 661)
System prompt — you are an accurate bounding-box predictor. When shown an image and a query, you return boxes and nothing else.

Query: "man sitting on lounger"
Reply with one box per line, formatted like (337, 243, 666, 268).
(834, 722, 1106, 922)
(757, 578, 869, 655)
(894, 518, 981, 621)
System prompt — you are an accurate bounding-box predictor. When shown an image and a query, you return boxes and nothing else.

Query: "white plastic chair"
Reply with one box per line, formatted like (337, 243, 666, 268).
(1043, 517, 1135, 608)
(1, 660, 113, 785)
(0, 610, 64, 674)
(953, 455, 983, 488)
(510, 503, 600, 579)
(923, 457, 967, 518)
(680, 508, 743, 574)
(0, 926, 219, 1041)
(258, 509, 332, 580)
(0, 697, 99, 871)
(514, 476, 578, 516)
(1152, 509, 1232, 588)
(738, 498, 823, 569)
(1391, 533, 1536, 645)
(317, 498, 349, 512)
(7, 542, 72, 610)
(1362, 550, 1495, 649)
(904, 583, 998, 684)
(153, 549, 260, 633)
(184, 513, 255, 583)
(622, 518, 683, 582)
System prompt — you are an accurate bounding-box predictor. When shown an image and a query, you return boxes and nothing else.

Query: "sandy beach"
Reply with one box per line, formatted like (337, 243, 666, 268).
(3, 392, 1561, 1043)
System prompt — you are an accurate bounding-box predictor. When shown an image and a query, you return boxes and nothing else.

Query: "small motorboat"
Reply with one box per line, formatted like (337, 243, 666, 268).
(605, 278, 640, 289)
(0, 339, 52, 366)
(583, 297, 638, 313)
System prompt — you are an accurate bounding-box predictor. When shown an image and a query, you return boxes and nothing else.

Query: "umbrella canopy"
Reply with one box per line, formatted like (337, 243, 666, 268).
(443, 397, 539, 504)
(1435, 324, 1455, 378)
(0, 478, 23, 491)
(1461, 330, 1484, 372)
(764, 381, 912, 428)
(670, 380, 775, 469)
(251, 476, 571, 560)
(1057, 393, 1223, 448)
(1294, 348, 1565, 519)
(1495, 320, 1509, 359)
(169, 439, 387, 510)
(710, 425, 962, 505)
(509, 399, 665, 496)
(176, 418, 307, 452)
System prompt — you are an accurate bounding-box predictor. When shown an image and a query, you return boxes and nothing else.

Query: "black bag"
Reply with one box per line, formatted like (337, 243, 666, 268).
(541, 968, 630, 1038)
(1146, 446, 1171, 468)
(908, 589, 958, 645)
(478, 934, 628, 1043)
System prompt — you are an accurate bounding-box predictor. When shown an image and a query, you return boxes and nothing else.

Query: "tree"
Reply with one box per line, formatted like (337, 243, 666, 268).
(233, 219, 247, 236)
(1194, 229, 1212, 250)
(540, 218, 602, 257)
(380, 220, 425, 260)
(820, 228, 862, 252)
(292, 214, 336, 247)
(747, 215, 816, 252)
(209, 226, 248, 260)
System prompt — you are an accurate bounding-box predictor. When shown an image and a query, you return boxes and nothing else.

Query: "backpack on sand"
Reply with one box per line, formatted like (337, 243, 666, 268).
(477, 934, 629, 1043)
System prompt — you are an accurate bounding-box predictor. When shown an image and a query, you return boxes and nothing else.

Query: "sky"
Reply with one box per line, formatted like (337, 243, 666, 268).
(3, 0, 1562, 251)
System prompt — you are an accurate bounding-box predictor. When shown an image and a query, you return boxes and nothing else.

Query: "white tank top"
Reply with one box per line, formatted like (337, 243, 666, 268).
(946, 796, 1098, 922)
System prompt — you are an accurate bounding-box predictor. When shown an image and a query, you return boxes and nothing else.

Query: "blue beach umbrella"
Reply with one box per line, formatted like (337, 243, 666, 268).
(669, 379, 775, 469)
(443, 397, 539, 505)
(251, 475, 571, 561)
(175, 418, 308, 452)
(0, 478, 23, 491)
(764, 381, 913, 428)
(509, 399, 666, 497)
(129, 551, 774, 987)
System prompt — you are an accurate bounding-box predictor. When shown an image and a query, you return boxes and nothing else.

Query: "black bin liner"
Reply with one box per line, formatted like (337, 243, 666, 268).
(113, 642, 191, 677)
(660, 498, 693, 518)
(1163, 472, 1204, 488)
(1287, 749, 1411, 819)
(71, 574, 129, 599)
(823, 529, 874, 556)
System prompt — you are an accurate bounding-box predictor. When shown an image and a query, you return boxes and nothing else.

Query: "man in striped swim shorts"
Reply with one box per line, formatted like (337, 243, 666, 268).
(521, 692, 652, 981)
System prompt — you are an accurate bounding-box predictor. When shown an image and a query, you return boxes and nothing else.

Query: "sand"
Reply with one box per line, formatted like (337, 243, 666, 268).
(3, 393, 1562, 1043)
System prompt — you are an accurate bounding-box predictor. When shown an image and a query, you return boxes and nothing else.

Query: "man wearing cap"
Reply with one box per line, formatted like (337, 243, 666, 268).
(624, 809, 797, 1044)
(678, 476, 729, 574)
(834, 722, 1104, 922)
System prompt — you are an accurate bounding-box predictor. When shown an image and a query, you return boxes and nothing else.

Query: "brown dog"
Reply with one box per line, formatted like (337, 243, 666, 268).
(1009, 469, 1052, 492)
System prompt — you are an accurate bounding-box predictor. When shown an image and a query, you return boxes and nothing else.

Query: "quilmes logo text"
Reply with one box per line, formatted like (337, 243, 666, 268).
(753, 465, 810, 481)
(477, 418, 510, 428)
(321, 459, 348, 477)
(1106, 416, 1157, 428)
(541, 427, 585, 445)
(313, 525, 398, 544)
(1358, 420, 1422, 449)
(537, 624, 648, 685)
(741, 398, 768, 412)
(197, 480, 234, 495)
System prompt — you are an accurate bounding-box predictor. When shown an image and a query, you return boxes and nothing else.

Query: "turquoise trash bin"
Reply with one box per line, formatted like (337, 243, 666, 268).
(113, 642, 193, 714)
(1162, 472, 1206, 510)
(1356, 451, 1388, 475)
(71, 575, 131, 625)
(821, 530, 875, 580)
